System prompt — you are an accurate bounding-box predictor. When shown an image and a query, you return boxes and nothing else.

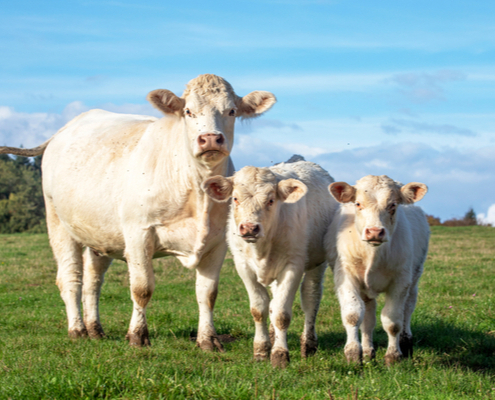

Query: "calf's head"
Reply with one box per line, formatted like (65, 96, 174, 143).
(202, 166, 307, 243)
(329, 175, 427, 247)
(147, 74, 276, 167)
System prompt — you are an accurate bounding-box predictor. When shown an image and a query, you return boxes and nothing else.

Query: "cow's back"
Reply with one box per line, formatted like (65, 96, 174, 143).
(271, 161, 338, 268)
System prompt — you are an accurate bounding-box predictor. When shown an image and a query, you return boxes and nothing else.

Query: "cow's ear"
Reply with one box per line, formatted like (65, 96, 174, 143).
(147, 89, 185, 115)
(202, 176, 234, 202)
(237, 91, 277, 119)
(400, 182, 428, 204)
(277, 179, 307, 203)
(329, 182, 356, 203)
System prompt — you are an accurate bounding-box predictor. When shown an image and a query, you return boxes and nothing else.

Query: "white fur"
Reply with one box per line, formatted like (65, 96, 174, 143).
(38, 74, 276, 348)
(205, 159, 338, 366)
(325, 175, 430, 364)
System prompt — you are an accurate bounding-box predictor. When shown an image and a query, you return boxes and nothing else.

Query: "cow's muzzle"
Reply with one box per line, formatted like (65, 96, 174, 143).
(197, 133, 227, 157)
(239, 223, 261, 243)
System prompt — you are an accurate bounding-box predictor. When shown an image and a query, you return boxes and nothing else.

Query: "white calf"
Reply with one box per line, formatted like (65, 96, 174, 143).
(203, 159, 338, 367)
(325, 175, 429, 365)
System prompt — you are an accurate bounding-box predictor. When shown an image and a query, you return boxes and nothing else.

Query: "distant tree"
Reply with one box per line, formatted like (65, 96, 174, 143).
(442, 207, 478, 227)
(0, 154, 46, 233)
(426, 214, 441, 226)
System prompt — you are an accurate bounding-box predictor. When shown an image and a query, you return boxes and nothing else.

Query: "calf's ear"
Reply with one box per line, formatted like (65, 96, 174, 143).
(237, 91, 277, 118)
(202, 176, 234, 202)
(400, 182, 428, 204)
(329, 182, 356, 203)
(147, 89, 185, 115)
(278, 179, 307, 203)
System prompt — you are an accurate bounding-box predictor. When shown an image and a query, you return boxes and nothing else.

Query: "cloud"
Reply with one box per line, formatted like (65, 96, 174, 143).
(236, 118, 303, 135)
(477, 204, 495, 226)
(387, 69, 467, 103)
(0, 102, 160, 148)
(381, 118, 476, 137)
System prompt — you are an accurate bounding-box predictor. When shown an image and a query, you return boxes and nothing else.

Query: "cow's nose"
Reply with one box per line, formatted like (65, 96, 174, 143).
(239, 223, 260, 237)
(364, 227, 385, 241)
(197, 133, 225, 152)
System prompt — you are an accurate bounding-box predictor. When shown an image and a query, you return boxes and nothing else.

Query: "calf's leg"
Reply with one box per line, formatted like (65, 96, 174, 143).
(82, 248, 112, 338)
(299, 262, 326, 358)
(269, 265, 303, 368)
(400, 283, 419, 358)
(361, 297, 377, 360)
(235, 264, 271, 360)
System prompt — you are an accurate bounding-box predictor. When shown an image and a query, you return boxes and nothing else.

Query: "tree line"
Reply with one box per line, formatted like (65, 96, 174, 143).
(0, 154, 46, 233)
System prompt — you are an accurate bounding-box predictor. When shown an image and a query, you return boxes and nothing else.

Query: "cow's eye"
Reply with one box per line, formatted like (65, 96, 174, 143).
(388, 203, 397, 213)
(229, 109, 236, 116)
(268, 199, 274, 207)
(355, 202, 363, 210)
(233, 197, 239, 205)
(185, 109, 192, 116)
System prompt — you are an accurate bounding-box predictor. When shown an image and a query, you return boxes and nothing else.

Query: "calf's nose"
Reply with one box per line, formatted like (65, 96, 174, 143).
(239, 223, 260, 237)
(364, 227, 385, 241)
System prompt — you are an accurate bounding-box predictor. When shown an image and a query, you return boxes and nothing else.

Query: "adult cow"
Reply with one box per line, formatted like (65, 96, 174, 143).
(0, 74, 276, 351)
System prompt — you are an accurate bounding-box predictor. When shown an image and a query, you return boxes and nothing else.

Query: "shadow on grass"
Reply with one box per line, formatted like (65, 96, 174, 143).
(316, 319, 495, 372)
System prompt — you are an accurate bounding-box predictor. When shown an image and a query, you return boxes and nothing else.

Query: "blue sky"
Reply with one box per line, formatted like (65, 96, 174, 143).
(1, 0, 495, 221)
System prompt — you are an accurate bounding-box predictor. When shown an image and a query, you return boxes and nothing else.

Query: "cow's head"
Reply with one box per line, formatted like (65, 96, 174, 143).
(329, 175, 427, 247)
(147, 74, 276, 168)
(202, 166, 307, 243)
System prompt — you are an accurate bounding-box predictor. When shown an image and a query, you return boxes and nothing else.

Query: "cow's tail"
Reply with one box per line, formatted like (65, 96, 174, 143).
(0, 137, 52, 157)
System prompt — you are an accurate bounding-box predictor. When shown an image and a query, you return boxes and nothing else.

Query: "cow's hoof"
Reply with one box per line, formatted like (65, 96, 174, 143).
(300, 333, 318, 358)
(85, 321, 105, 339)
(254, 341, 271, 361)
(271, 348, 290, 368)
(126, 327, 151, 347)
(198, 336, 225, 353)
(384, 351, 402, 366)
(68, 327, 88, 339)
(344, 343, 362, 363)
(399, 333, 413, 358)
(363, 348, 376, 361)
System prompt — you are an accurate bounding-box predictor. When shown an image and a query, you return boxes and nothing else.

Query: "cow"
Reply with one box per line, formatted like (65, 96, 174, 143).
(324, 175, 429, 365)
(0, 74, 276, 351)
(202, 157, 338, 367)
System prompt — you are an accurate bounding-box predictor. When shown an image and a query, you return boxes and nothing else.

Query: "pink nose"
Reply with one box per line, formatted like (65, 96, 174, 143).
(364, 227, 385, 241)
(239, 223, 260, 237)
(197, 133, 225, 153)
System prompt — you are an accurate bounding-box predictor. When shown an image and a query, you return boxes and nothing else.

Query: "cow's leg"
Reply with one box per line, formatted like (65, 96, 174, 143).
(195, 243, 227, 352)
(235, 263, 271, 360)
(335, 266, 364, 363)
(124, 230, 155, 346)
(361, 296, 377, 360)
(381, 284, 409, 366)
(82, 248, 112, 338)
(300, 262, 326, 358)
(400, 283, 419, 358)
(269, 265, 304, 368)
(46, 200, 86, 338)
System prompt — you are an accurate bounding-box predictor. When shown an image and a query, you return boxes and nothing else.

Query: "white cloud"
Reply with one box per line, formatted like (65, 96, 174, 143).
(477, 204, 495, 226)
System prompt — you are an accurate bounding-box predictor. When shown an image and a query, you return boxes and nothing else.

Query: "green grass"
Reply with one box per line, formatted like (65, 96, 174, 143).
(0, 227, 494, 399)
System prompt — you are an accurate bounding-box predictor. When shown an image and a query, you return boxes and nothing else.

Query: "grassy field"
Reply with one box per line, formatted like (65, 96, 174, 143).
(0, 226, 494, 399)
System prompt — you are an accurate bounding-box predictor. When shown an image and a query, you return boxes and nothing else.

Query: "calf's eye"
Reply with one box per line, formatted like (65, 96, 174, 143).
(233, 197, 239, 205)
(229, 109, 236, 116)
(268, 199, 274, 206)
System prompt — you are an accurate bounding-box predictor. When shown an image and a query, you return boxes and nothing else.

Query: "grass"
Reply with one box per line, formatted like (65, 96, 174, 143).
(0, 226, 494, 399)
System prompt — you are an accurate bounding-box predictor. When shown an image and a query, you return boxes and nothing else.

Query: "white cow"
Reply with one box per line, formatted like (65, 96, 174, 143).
(325, 175, 429, 365)
(0, 74, 276, 351)
(202, 158, 338, 367)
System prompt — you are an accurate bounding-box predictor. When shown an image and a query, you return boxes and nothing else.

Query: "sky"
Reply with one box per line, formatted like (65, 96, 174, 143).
(1, 0, 495, 222)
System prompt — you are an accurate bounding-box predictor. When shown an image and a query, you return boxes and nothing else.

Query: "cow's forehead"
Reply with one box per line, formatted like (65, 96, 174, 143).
(233, 167, 277, 199)
(182, 74, 237, 110)
(355, 175, 400, 205)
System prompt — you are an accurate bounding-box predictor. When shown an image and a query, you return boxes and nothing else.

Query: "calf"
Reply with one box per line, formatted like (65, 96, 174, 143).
(203, 158, 338, 368)
(325, 175, 429, 365)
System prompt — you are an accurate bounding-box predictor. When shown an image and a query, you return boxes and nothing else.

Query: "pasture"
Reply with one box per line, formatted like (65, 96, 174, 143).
(0, 226, 494, 399)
